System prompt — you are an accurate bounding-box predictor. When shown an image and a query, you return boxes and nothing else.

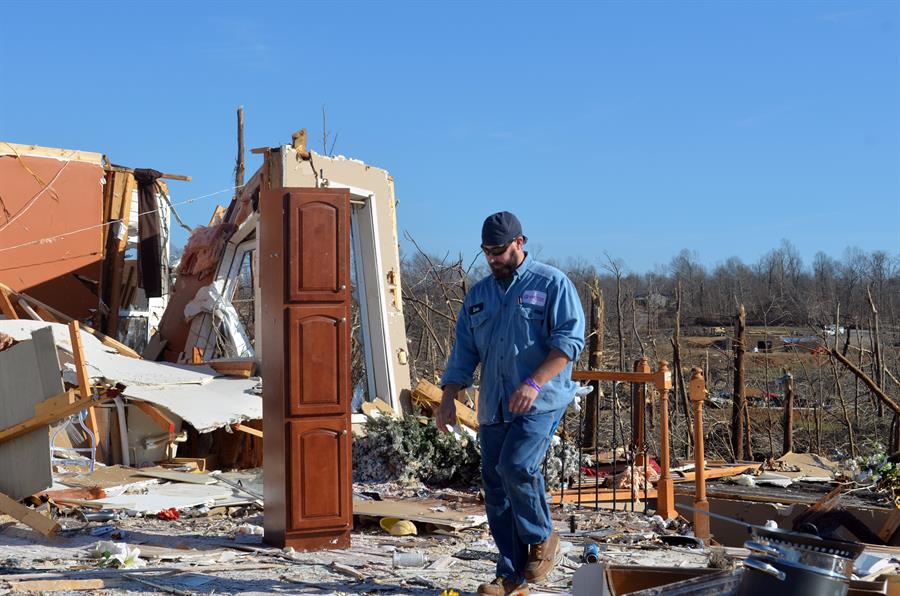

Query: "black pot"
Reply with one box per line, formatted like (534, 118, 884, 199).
(738, 554, 849, 596)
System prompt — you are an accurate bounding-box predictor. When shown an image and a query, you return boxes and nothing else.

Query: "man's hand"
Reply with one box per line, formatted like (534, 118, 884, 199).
(508, 382, 539, 414)
(436, 385, 461, 433)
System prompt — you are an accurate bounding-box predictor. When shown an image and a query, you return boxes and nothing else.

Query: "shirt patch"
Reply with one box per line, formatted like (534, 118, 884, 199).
(468, 302, 484, 315)
(521, 290, 547, 307)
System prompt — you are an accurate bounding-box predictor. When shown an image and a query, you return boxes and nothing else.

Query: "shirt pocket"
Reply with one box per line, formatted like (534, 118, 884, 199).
(515, 306, 546, 346)
(469, 310, 493, 352)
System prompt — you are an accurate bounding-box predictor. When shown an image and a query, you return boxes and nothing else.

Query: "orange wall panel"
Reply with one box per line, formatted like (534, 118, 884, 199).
(0, 155, 105, 320)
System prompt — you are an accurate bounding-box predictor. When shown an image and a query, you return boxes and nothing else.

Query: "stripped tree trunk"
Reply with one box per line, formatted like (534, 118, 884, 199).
(583, 280, 603, 449)
(731, 304, 746, 462)
(782, 372, 794, 455)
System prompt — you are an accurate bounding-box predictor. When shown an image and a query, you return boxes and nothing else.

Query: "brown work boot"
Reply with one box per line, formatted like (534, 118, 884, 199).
(476, 577, 530, 596)
(524, 531, 560, 582)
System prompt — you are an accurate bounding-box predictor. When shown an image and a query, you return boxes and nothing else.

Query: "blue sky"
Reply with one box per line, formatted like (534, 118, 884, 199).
(1, 1, 897, 273)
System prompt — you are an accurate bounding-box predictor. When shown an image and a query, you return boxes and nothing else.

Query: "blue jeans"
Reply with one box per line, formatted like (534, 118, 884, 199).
(479, 408, 564, 582)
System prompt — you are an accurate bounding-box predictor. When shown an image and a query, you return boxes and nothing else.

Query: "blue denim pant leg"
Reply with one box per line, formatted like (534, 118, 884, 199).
(479, 408, 564, 581)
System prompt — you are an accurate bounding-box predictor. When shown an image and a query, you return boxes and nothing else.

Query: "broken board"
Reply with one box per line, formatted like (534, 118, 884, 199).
(0, 327, 63, 499)
(353, 498, 487, 531)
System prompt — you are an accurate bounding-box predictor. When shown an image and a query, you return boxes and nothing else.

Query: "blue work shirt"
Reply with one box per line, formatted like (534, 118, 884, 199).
(441, 254, 586, 425)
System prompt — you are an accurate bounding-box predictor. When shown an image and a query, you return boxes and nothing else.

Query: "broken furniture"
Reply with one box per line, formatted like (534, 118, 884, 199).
(260, 187, 352, 550)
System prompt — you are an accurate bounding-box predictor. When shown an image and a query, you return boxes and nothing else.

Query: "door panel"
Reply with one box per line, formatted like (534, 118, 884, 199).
(288, 417, 351, 532)
(286, 304, 349, 417)
(286, 191, 349, 303)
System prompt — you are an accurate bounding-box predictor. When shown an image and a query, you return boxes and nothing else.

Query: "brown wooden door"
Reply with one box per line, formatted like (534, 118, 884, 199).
(287, 416, 351, 532)
(286, 190, 349, 303)
(286, 304, 349, 417)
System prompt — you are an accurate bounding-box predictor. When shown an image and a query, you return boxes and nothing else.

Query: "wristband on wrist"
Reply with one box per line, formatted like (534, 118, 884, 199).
(524, 377, 542, 393)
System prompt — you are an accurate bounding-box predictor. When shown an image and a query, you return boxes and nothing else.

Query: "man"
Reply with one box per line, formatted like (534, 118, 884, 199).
(436, 211, 585, 596)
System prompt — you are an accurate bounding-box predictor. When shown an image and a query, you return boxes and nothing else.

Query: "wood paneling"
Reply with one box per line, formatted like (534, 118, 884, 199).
(287, 305, 348, 417)
(288, 417, 351, 531)
(287, 194, 349, 303)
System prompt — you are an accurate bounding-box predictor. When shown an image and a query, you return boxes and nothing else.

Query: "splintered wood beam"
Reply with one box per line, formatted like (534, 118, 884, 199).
(68, 322, 103, 462)
(0, 490, 60, 537)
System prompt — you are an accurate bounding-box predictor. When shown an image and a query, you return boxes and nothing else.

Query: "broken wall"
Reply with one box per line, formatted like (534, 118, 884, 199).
(0, 144, 105, 320)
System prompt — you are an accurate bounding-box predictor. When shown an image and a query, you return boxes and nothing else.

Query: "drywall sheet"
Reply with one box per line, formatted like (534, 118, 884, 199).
(123, 377, 261, 433)
(0, 327, 64, 499)
(0, 152, 104, 320)
(0, 321, 261, 433)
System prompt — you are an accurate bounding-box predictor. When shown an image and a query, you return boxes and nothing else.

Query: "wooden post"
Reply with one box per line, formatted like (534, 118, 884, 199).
(732, 304, 746, 461)
(68, 322, 103, 463)
(633, 356, 650, 465)
(782, 372, 794, 455)
(689, 367, 710, 541)
(654, 360, 675, 519)
(235, 106, 245, 194)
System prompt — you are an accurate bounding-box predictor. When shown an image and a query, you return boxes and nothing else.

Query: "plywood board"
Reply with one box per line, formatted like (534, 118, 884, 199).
(353, 498, 487, 531)
(0, 327, 63, 499)
(57, 465, 158, 491)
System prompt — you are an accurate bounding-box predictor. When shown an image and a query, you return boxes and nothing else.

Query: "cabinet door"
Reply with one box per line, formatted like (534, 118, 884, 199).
(286, 189, 350, 303)
(286, 304, 349, 417)
(287, 417, 351, 532)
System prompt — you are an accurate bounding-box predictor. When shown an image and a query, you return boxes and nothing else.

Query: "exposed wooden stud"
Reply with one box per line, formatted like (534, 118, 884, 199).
(105, 173, 135, 336)
(68, 321, 103, 462)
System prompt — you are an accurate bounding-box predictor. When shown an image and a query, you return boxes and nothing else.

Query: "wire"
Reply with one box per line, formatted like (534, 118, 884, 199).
(0, 160, 70, 233)
(0, 185, 244, 255)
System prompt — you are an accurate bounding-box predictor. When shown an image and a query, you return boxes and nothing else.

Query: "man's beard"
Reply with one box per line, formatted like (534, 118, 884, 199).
(490, 253, 519, 279)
